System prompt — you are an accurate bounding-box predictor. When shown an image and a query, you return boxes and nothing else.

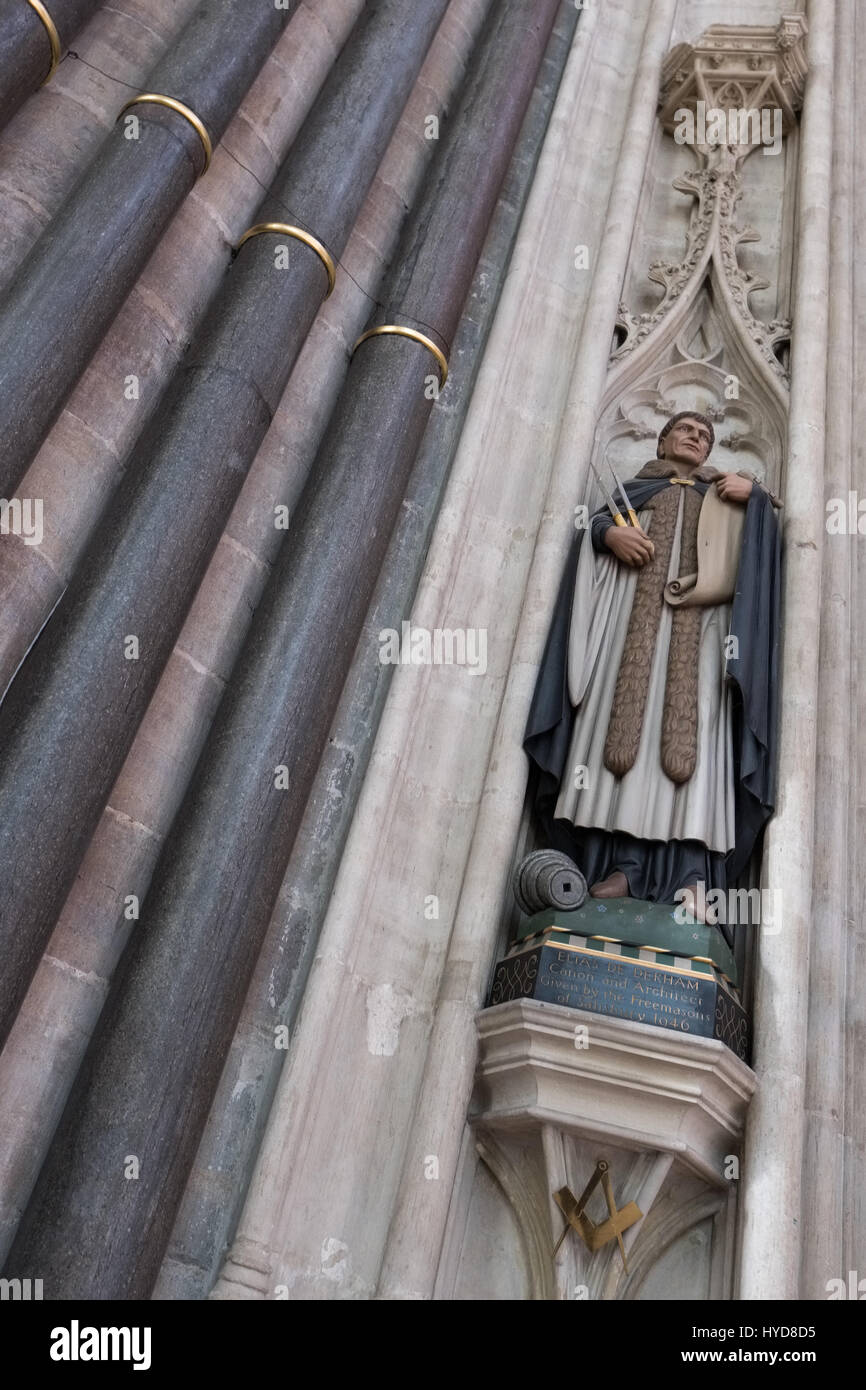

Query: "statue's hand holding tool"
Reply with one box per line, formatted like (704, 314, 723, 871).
(604, 523, 655, 568)
(590, 456, 654, 568)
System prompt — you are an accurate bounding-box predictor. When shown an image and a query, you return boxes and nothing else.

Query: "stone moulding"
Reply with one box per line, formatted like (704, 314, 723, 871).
(472, 998, 756, 1187)
(610, 17, 809, 405)
(613, 1187, 732, 1300)
(474, 1132, 554, 1300)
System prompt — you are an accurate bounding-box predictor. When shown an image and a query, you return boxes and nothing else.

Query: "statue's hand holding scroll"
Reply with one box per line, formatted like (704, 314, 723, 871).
(715, 473, 753, 503)
(604, 523, 655, 568)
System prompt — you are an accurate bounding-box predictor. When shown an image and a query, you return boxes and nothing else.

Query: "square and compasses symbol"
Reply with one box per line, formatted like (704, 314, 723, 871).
(552, 1160, 642, 1272)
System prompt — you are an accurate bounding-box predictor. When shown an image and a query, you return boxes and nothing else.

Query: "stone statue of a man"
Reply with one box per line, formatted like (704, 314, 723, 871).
(524, 412, 781, 932)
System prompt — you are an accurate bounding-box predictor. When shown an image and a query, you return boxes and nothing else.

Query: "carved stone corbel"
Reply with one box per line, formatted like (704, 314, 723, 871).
(657, 16, 808, 138)
(472, 999, 756, 1299)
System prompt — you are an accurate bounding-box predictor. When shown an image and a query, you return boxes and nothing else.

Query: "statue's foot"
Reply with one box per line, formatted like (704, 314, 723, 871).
(679, 882, 718, 925)
(589, 870, 629, 899)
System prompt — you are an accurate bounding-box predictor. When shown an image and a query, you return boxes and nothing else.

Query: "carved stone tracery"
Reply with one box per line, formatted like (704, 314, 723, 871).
(612, 17, 808, 397)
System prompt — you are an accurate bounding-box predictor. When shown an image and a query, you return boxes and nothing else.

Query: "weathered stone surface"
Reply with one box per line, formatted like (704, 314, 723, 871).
(0, 0, 296, 496)
(473, 998, 754, 1183)
(0, 0, 362, 696)
(0, 0, 204, 293)
(4, 0, 559, 1300)
(740, 0, 835, 1303)
(0, 0, 464, 1275)
(0, 0, 453, 1056)
(219, 0, 656, 1303)
(158, 0, 577, 1301)
(801, 0, 855, 1303)
(0, 0, 100, 132)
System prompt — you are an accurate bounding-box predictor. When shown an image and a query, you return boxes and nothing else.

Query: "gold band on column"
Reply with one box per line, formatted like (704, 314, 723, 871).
(235, 222, 337, 298)
(26, 0, 61, 84)
(351, 325, 449, 387)
(118, 94, 213, 174)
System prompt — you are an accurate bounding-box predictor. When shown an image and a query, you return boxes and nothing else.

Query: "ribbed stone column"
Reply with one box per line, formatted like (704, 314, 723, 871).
(0, 0, 363, 696)
(801, 0, 852, 1300)
(215, 0, 643, 1303)
(0, 0, 296, 498)
(0, 0, 204, 294)
(5, 0, 560, 1302)
(157, 0, 577, 1302)
(0, 0, 367, 1269)
(845, 0, 866, 1285)
(376, 0, 677, 1301)
(0, 0, 100, 131)
(0, 0, 485, 1277)
(739, 0, 834, 1301)
(0, 0, 453, 1053)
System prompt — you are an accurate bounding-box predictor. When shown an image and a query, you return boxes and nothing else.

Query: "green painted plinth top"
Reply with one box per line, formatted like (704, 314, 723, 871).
(515, 898, 737, 985)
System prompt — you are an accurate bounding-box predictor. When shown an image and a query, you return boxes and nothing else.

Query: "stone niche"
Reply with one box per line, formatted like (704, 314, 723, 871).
(443, 14, 806, 1302)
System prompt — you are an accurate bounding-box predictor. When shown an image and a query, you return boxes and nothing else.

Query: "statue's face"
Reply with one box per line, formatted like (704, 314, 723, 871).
(660, 416, 712, 467)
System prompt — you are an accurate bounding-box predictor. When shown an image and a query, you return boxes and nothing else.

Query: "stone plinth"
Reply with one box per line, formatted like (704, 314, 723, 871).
(491, 931, 748, 1060)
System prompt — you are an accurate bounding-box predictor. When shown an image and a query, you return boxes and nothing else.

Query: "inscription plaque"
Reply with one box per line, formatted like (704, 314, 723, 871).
(489, 940, 748, 1061)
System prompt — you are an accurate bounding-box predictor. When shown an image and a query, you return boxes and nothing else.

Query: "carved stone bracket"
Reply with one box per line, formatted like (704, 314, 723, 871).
(473, 999, 755, 1183)
(472, 1000, 756, 1299)
(658, 16, 808, 137)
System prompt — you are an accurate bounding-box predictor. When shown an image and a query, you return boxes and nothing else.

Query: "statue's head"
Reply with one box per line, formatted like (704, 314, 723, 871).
(656, 411, 715, 466)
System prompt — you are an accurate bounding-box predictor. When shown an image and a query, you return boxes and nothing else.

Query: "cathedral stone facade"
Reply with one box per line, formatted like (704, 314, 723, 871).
(0, 0, 858, 1303)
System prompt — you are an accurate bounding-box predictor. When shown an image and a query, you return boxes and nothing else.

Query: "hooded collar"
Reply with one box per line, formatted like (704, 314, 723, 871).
(634, 459, 722, 484)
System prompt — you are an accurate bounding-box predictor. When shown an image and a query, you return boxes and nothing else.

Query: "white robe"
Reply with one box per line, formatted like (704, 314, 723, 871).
(554, 491, 736, 854)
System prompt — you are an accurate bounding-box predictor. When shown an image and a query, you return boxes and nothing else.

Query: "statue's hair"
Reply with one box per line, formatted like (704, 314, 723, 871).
(657, 410, 715, 459)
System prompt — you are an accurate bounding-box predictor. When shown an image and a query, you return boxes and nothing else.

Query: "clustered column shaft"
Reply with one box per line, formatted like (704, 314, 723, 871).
(0, 0, 101, 131)
(0, 0, 298, 497)
(158, 0, 580, 1302)
(5, 0, 563, 1301)
(0, 0, 453, 1050)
